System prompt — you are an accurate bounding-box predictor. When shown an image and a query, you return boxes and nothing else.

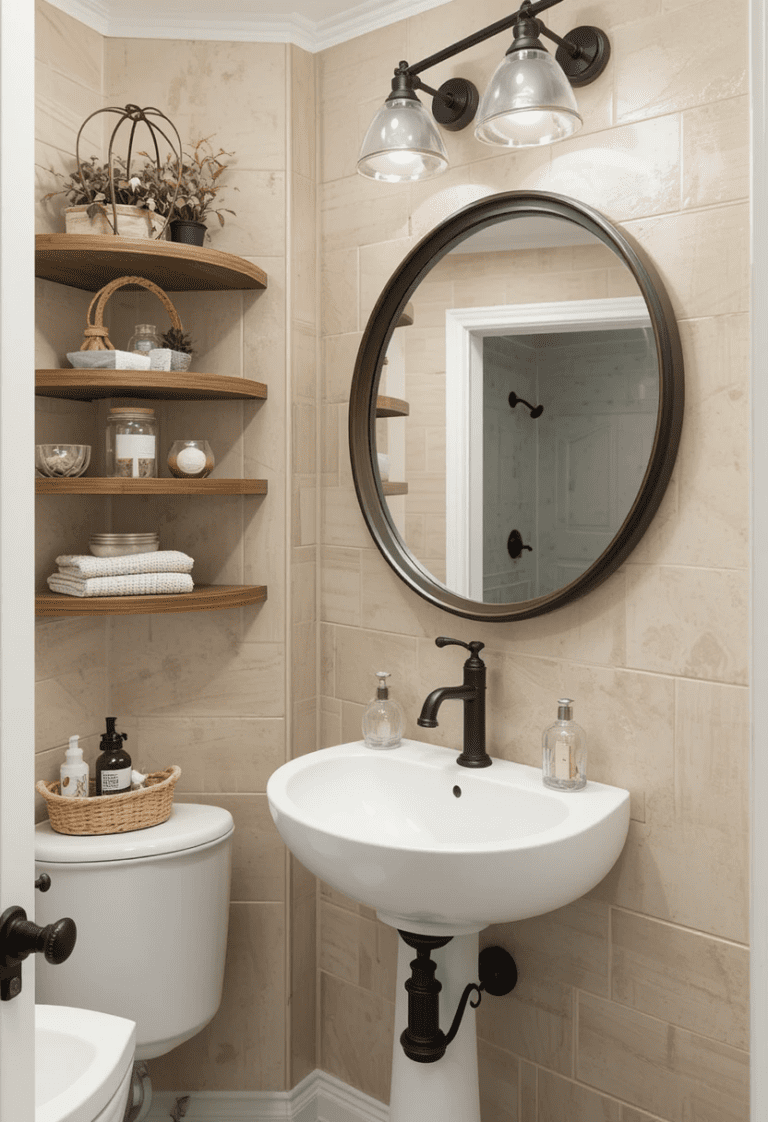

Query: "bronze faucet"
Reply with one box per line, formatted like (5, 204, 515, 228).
(417, 637, 491, 767)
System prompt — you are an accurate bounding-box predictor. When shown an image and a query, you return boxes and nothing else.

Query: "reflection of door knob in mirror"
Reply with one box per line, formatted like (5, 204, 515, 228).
(0, 906, 77, 964)
(507, 530, 533, 560)
(508, 392, 543, 419)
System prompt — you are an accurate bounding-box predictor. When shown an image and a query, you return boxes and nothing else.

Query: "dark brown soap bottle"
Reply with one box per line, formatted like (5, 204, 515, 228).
(95, 717, 132, 796)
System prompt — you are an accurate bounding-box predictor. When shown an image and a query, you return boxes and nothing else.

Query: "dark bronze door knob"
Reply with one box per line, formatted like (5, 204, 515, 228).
(0, 904, 77, 1000)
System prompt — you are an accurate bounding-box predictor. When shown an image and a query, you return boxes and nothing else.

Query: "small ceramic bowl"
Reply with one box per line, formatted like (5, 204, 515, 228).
(36, 444, 91, 478)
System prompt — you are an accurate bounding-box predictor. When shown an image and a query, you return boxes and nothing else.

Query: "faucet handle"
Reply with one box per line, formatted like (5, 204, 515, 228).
(435, 637, 485, 662)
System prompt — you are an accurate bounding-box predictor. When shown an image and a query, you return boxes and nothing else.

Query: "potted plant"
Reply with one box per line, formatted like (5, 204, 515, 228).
(155, 327, 196, 372)
(44, 154, 169, 238)
(154, 137, 237, 246)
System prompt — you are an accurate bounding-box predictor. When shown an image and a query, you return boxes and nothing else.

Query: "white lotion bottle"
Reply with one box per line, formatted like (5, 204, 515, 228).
(60, 734, 89, 798)
(542, 698, 586, 790)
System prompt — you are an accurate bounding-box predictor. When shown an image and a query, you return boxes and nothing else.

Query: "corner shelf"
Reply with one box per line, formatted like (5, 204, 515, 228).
(383, 482, 408, 496)
(35, 239, 271, 616)
(35, 234, 267, 293)
(36, 370, 268, 402)
(35, 585, 268, 616)
(36, 478, 268, 496)
(376, 395, 409, 419)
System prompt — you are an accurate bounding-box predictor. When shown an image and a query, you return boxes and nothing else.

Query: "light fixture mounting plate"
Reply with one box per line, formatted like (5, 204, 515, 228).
(432, 77, 479, 132)
(556, 25, 611, 87)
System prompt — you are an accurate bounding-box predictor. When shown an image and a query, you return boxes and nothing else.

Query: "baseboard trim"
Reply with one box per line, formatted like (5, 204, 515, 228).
(145, 1070, 388, 1122)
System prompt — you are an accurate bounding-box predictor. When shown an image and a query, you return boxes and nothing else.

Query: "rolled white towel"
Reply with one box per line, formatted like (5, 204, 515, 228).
(47, 572, 194, 598)
(55, 551, 194, 578)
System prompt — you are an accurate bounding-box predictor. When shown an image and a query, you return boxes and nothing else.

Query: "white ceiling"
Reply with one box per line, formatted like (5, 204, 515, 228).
(47, 0, 455, 51)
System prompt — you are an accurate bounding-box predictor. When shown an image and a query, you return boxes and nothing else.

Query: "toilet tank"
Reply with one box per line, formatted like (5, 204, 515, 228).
(34, 803, 234, 1061)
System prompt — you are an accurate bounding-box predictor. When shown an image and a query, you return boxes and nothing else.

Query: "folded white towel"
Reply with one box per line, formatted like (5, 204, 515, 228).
(47, 572, 194, 598)
(55, 551, 194, 579)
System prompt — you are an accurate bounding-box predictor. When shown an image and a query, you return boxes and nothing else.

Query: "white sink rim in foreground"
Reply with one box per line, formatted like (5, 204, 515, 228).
(36, 1004, 135, 1122)
(268, 739, 630, 935)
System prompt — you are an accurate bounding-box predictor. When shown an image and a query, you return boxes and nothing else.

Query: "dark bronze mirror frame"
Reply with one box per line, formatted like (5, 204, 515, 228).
(349, 190, 684, 622)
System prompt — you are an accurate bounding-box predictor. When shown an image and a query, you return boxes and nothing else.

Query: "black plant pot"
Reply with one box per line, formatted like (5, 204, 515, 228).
(170, 219, 207, 247)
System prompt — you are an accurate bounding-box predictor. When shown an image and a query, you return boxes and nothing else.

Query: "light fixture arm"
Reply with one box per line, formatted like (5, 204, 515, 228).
(536, 23, 581, 58)
(401, 0, 566, 78)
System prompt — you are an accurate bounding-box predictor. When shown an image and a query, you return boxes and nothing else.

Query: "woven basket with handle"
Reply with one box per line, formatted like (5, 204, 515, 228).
(78, 275, 184, 352)
(36, 765, 181, 835)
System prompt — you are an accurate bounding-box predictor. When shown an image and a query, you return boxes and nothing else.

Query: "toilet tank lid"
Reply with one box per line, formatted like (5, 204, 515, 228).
(35, 803, 234, 864)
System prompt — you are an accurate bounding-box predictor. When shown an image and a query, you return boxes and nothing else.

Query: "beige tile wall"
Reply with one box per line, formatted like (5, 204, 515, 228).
(34, 4, 318, 1094)
(288, 40, 319, 1087)
(318, 1, 750, 1119)
(35, 1, 108, 815)
(101, 34, 294, 1094)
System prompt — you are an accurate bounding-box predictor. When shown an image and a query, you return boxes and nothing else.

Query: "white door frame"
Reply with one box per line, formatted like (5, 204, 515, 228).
(750, 0, 767, 1117)
(444, 297, 650, 598)
(0, 0, 37, 1114)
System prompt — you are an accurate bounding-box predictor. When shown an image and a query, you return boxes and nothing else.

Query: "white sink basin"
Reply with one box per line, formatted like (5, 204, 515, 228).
(268, 739, 630, 934)
(36, 1005, 135, 1122)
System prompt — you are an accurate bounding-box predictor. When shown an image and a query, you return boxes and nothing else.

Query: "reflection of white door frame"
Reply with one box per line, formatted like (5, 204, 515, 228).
(445, 297, 650, 599)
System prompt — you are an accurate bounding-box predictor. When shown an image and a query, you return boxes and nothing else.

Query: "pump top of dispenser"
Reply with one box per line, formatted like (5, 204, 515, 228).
(375, 671, 391, 699)
(65, 734, 83, 763)
(557, 698, 574, 721)
(100, 716, 127, 750)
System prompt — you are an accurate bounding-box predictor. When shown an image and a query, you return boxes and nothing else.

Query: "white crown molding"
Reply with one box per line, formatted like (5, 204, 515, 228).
(145, 1070, 389, 1122)
(43, 0, 453, 51)
(44, 0, 110, 37)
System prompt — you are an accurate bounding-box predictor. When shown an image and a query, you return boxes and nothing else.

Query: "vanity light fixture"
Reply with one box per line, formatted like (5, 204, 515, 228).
(356, 0, 610, 182)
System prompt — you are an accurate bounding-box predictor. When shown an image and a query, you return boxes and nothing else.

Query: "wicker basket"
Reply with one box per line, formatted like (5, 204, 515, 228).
(36, 766, 181, 835)
(77, 275, 184, 352)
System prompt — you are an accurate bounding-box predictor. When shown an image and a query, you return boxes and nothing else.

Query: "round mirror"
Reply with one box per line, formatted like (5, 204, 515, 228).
(349, 191, 684, 622)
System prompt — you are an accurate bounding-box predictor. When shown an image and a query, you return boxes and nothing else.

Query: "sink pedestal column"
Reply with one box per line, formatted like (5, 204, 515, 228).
(389, 931, 480, 1122)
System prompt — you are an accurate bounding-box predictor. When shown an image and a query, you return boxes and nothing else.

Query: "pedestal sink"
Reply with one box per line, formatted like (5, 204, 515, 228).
(267, 739, 630, 1122)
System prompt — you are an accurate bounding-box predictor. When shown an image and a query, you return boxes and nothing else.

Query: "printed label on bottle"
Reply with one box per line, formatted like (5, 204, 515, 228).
(100, 766, 132, 792)
(555, 739, 571, 779)
(115, 434, 156, 479)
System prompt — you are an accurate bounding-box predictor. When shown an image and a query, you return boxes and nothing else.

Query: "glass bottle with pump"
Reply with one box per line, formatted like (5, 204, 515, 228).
(362, 671, 405, 749)
(96, 716, 132, 796)
(542, 698, 586, 790)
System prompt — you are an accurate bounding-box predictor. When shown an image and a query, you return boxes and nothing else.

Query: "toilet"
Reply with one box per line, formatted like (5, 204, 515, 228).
(34, 803, 234, 1117)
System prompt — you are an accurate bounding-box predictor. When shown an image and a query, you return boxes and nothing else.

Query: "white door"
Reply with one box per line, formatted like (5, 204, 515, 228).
(0, 0, 37, 1115)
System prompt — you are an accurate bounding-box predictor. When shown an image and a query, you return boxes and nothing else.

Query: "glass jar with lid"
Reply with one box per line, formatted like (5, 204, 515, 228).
(106, 407, 158, 478)
(127, 324, 161, 356)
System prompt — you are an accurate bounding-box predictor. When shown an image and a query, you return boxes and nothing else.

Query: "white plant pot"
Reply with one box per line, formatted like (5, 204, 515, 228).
(149, 349, 192, 372)
(64, 204, 166, 239)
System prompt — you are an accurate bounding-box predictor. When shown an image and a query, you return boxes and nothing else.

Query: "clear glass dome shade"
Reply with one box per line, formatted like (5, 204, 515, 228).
(474, 49, 582, 148)
(357, 96, 449, 182)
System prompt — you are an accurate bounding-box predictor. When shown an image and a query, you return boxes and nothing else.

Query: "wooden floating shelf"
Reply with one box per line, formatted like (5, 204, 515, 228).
(36, 370, 268, 402)
(36, 584, 268, 616)
(35, 234, 267, 293)
(383, 482, 408, 496)
(36, 478, 268, 496)
(376, 395, 409, 419)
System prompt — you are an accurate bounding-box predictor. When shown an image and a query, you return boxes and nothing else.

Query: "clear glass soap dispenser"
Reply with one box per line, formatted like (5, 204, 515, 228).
(542, 698, 587, 790)
(362, 671, 404, 749)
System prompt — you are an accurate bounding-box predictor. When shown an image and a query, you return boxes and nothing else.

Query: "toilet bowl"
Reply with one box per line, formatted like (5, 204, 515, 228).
(34, 804, 233, 1067)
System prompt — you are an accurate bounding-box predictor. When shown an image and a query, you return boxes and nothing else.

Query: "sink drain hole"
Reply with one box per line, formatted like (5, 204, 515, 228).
(453, 785, 462, 798)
